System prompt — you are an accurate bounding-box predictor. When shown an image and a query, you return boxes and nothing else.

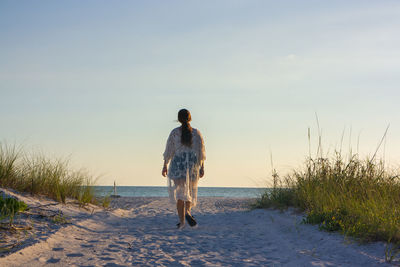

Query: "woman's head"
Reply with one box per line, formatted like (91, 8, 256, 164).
(178, 109, 191, 124)
(178, 109, 193, 147)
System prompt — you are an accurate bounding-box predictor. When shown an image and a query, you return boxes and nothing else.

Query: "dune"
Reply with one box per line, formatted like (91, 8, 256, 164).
(0, 189, 392, 266)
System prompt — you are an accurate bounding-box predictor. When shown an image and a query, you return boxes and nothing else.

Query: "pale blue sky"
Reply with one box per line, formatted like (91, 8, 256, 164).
(1, 1, 400, 186)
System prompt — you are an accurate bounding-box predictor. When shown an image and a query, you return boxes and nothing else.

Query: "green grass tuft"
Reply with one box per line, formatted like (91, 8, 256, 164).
(0, 196, 27, 225)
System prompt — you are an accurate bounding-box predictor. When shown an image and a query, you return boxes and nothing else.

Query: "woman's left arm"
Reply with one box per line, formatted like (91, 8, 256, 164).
(162, 130, 175, 177)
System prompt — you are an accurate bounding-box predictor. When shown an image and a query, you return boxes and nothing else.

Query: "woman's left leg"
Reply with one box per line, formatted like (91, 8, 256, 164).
(173, 178, 186, 226)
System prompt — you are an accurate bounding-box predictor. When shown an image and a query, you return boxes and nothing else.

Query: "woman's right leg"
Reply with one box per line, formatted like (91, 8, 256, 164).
(177, 199, 185, 225)
(185, 201, 192, 215)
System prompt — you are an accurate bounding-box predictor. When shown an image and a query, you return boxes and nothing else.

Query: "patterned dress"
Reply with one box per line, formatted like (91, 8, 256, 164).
(163, 127, 206, 206)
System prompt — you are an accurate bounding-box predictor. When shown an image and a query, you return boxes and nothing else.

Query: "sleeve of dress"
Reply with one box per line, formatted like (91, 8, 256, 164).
(196, 130, 206, 163)
(163, 130, 175, 164)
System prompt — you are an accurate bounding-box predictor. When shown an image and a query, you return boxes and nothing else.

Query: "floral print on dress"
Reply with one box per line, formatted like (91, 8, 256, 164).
(169, 151, 198, 180)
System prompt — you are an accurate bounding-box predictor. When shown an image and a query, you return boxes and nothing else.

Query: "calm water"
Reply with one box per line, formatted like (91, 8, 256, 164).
(93, 186, 266, 198)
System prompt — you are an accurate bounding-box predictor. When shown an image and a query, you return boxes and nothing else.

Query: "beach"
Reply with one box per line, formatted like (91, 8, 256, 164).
(0, 190, 392, 266)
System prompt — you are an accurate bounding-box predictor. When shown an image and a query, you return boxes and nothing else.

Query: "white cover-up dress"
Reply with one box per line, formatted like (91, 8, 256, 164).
(163, 127, 206, 207)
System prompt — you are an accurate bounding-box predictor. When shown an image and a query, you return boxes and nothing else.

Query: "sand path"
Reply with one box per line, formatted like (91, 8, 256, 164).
(0, 197, 391, 266)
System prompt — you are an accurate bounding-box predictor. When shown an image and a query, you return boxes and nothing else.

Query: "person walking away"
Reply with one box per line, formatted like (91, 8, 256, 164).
(162, 109, 206, 229)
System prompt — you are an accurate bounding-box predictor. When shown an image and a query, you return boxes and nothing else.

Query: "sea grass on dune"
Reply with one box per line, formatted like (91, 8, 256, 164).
(0, 143, 96, 205)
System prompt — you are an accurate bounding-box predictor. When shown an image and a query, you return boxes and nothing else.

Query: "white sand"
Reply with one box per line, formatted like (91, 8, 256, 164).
(0, 191, 393, 266)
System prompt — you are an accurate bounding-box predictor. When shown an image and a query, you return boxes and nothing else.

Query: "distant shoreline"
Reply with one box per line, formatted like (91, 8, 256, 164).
(93, 185, 268, 188)
(92, 185, 267, 198)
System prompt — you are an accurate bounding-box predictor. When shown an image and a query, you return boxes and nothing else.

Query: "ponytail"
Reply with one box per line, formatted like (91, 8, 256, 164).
(181, 121, 193, 147)
(178, 109, 193, 147)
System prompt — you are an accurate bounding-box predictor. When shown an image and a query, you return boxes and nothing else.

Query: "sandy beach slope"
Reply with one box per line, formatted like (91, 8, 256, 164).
(0, 192, 392, 266)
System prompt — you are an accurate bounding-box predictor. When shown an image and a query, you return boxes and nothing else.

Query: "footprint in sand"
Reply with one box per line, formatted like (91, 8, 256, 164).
(107, 244, 122, 252)
(46, 258, 61, 264)
(66, 253, 84, 257)
(189, 259, 208, 266)
(115, 241, 129, 245)
(104, 263, 125, 267)
(99, 256, 116, 261)
(81, 244, 94, 248)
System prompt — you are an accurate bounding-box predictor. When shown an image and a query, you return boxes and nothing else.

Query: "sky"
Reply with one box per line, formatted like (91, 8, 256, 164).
(1, 1, 400, 187)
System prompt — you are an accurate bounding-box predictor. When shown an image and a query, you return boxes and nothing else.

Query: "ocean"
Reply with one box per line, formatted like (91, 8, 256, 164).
(93, 186, 266, 198)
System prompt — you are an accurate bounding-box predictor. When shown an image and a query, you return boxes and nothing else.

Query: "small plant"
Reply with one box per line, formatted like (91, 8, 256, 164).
(253, 170, 297, 210)
(101, 195, 111, 208)
(95, 189, 113, 209)
(385, 241, 400, 263)
(0, 195, 28, 225)
(385, 234, 400, 263)
(302, 210, 344, 232)
(51, 213, 70, 224)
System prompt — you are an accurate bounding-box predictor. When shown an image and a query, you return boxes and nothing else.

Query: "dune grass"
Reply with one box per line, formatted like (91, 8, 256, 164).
(255, 135, 400, 246)
(0, 143, 96, 205)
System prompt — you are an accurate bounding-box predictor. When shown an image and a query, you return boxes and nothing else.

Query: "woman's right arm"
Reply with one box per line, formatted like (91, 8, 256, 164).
(162, 160, 168, 177)
(199, 162, 204, 178)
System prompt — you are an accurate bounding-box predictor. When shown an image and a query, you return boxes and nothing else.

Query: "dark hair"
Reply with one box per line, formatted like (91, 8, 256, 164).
(178, 109, 192, 147)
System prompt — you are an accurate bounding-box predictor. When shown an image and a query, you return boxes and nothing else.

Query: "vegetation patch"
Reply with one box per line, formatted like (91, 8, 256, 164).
(256, 153, 400, 243)
(0, 143, 96, 205)
(255, 129, 400, 262)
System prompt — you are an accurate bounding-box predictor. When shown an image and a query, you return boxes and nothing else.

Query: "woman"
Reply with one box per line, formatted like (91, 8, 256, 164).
(162, 109, 206, 229)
